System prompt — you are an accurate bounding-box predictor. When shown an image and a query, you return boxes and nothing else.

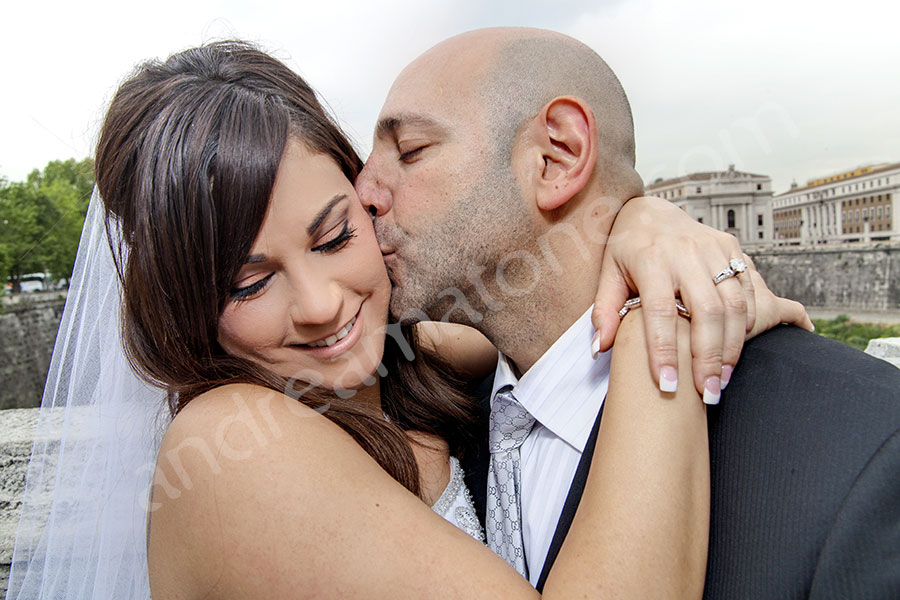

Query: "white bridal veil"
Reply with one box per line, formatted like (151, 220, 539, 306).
(5, 189, 168, 599)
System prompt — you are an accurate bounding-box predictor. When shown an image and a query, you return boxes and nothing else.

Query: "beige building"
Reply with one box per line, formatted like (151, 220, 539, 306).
(772, 163, 900, 245)
(646, 165, 773, 246)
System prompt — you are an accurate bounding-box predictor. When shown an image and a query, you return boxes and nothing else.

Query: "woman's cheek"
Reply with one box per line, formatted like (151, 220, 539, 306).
(218, 297, 283, 356)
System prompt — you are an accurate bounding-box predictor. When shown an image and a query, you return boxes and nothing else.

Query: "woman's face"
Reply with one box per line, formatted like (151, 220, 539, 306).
(218, 140, 391, 393)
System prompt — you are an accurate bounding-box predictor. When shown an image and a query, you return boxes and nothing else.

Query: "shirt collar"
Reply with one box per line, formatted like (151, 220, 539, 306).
(490, 306, 611, 452)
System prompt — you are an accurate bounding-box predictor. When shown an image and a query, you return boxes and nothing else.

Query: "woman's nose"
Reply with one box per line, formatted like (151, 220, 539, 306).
(288, 271, 343, 329)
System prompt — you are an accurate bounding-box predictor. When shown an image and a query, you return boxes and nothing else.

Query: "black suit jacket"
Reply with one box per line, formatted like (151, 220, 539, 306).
(462, 326, 900, 598)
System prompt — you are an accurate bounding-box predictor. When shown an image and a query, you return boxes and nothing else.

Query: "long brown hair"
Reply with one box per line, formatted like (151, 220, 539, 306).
(95, 41, 476, 497)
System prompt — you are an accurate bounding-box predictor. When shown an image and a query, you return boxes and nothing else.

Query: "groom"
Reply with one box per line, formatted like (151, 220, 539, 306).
(356, 28, 900, 597)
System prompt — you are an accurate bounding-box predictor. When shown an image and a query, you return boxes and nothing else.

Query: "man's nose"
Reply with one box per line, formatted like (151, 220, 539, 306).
(356, 162, 393, 217)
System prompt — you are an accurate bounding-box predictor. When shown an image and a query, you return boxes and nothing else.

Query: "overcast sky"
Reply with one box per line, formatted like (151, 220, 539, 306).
(2, 0, 897, 194)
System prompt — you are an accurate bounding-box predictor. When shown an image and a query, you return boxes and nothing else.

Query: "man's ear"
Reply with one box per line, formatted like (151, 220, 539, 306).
(526, 96, 598, 212)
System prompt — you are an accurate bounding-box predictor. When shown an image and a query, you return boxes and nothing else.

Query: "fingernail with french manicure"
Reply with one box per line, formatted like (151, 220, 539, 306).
(720, 365, 733, 389)
(703, 376, 721, 405)
(591, 331, 601, 359)
(659, 366, 678, 393)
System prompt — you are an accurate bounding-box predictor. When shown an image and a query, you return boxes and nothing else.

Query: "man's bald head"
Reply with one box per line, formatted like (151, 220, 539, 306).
(415, 27, 641, 197)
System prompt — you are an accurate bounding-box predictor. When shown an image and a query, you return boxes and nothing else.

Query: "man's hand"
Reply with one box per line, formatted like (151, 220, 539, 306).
(592, 196, 812, 400)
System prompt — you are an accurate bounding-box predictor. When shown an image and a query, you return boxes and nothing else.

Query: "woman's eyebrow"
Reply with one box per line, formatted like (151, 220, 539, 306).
(307, 194, 347, 236)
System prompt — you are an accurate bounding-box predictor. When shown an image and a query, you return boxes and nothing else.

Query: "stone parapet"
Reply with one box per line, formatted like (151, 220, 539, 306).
(864, 337, 900, 368)
(749, 244, 900, 312)
(0, 407, 42, 596)
(0, 406, 86, 597)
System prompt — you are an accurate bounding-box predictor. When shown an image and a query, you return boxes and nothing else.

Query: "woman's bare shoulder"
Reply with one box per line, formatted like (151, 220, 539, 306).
(152, 383, 365, 512)
(148, 384, 372, 598)
(147, 383, 532, 600)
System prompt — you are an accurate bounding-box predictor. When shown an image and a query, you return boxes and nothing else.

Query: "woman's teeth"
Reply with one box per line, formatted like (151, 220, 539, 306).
(306, 316, 357, 348)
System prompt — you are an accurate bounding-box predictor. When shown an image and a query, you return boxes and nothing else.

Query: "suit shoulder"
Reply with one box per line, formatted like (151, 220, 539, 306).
(721, 324, 900, 476)
(739, 325, 900, 394)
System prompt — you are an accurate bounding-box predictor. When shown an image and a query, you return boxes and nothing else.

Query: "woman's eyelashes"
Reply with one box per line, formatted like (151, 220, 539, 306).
(230, 273, 274, 301)
(229, 219, 357, 302)
(311, 219, 356, 253)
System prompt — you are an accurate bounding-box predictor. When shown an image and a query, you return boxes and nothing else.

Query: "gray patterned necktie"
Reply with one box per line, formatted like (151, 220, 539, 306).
(486, 386, 536, 578)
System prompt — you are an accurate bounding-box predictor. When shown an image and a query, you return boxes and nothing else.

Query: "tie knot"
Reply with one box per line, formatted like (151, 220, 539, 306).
(489, 387, 535, 453)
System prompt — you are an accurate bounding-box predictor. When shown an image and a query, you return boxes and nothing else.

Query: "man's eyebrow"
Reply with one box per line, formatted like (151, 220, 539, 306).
(307, 194, 347, 236)
(375, 114, 443, 140)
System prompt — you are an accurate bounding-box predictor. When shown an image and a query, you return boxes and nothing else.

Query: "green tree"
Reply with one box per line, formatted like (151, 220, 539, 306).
(31, 158, 94, 284)
(0, 158, 93, 291)
(0, 180, 58, 291)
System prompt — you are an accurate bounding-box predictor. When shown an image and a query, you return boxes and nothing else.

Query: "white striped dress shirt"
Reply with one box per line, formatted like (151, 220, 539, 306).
(490, 306, 610, 586)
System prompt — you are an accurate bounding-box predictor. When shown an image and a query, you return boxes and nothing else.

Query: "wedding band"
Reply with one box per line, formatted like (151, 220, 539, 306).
(618, 297, 691, 320)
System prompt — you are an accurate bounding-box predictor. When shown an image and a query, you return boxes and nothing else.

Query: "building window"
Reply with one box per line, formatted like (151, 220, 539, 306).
(727, 209, 736, 228)
(887, 205, 892, 218)
(878, 206, 883, 219)
(697, 217, 703, 224)
(696, 187, 702, 194)
(758, 231, 763, 239)
(757, 214, 763, 226)
(756, 184, 762, 190)
(856, 209, 860, 222)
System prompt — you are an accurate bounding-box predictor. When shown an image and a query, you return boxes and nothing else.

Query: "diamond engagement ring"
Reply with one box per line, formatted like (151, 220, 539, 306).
(712, 257, 749, 285)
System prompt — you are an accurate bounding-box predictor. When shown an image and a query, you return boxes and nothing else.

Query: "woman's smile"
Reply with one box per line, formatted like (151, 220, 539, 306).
(297, 305, 363, 359)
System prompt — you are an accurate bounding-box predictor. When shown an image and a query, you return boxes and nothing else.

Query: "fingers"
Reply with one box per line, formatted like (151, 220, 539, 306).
(592, 246, 682, 391)
(599, 201, 762, 403)
(677, 274, 725, 404)
(592, 259, 631, 357)
(699, 242, 751, 396)
(614, 241, 682, 391)
(633, 274, 680, 392)
(718, 277, 748, 389)
(739, 256, 757, 334)
(783, 299, 814, 332)
(745, 269, 814, 337)
(741, 252, 756, 270)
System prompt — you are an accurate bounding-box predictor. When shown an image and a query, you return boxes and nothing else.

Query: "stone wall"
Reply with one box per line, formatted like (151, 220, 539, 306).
(0, 293, 66, 410)
(749, 244, 900, 312)
(1, 408, 45, 595)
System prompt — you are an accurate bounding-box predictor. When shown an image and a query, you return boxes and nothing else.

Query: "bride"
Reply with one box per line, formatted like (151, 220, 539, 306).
(6, 41, 809, 599)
